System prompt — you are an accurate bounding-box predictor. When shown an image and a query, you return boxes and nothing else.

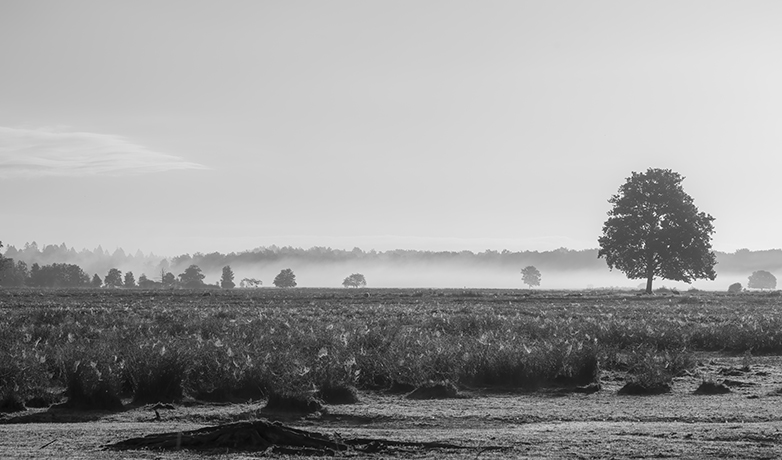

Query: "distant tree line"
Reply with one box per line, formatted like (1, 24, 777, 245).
(4, 241, 782, 284)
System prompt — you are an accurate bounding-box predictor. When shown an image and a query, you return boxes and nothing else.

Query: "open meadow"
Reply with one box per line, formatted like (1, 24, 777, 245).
(3, 287, 782, 458)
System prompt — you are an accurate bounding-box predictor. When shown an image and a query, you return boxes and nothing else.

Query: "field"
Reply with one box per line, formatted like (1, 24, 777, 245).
(3, 287, 782, 458)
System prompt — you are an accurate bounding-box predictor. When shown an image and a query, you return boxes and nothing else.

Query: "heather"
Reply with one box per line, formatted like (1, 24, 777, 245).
(1, 288, 780, 408)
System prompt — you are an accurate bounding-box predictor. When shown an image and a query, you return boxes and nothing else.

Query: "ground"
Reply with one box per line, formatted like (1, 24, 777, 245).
(3, 354, 782, 459)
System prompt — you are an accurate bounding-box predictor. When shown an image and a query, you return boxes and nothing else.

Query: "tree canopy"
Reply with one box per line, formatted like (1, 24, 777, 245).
(342, 273, 367, 288)
(273, 268, 297, 288)
(598, 168, 716, 294)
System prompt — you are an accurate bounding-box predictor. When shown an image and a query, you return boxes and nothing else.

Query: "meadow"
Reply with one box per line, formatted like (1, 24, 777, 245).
(3, 287, 782, 458)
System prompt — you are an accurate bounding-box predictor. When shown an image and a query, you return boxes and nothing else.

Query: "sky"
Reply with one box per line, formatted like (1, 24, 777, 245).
(1, 1, 781, 257)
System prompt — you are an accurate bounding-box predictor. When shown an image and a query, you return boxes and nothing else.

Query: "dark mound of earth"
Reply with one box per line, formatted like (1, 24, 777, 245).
(617, 382, 671, 395)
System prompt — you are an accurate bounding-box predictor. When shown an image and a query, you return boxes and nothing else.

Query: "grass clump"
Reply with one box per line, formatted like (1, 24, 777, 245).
(616, 346, 693, 395)
(63, 361, 123, 411)
(126, 342, 189, 405)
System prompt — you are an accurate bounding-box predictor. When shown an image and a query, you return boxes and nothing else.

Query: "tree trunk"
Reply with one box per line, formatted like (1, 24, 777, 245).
(645, 275, 653, 294)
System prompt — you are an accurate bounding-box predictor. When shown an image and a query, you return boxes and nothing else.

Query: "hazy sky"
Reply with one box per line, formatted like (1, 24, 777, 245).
(1, 1, 781, 256)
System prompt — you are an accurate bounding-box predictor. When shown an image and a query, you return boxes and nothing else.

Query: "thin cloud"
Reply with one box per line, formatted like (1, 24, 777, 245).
(0, 126, 208, 178)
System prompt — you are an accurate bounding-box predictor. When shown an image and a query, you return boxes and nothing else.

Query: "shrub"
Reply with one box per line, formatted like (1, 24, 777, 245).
(728, 283, 742, 294)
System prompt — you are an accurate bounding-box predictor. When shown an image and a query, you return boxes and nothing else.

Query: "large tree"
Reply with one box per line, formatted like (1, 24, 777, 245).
(598, 168, 716, 294)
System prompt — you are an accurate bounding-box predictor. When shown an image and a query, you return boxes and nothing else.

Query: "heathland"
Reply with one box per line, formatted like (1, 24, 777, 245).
(3, 287, 782, 458)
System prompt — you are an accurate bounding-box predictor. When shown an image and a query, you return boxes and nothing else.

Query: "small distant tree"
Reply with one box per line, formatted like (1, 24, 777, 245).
(220, 266, 235, 289)
(179, 264, 205, 288)
(240, 278, 262, 288)
(161, 271, 176, 287)
(342, 273, 367, 288)
(0, 241, 8, 274)
(598, 168, 717, 294)
(28, 263, 41, 286)
(104, 268, 123, 288)
(124, 271, 136, 288)
(748, 270, 777, 290)
(138, 273, 155, 288)
(727, 282, 742, 294)
(521, 266, 541, 288)
(91, 273, 102, 288)
(273, 268, 297, 288)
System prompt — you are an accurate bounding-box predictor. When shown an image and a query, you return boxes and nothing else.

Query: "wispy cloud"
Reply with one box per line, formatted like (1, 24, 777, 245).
(0, 126, 208, 178)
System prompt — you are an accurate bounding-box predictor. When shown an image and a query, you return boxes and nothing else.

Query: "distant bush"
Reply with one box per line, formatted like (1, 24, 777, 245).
(728, 282, 742, 294)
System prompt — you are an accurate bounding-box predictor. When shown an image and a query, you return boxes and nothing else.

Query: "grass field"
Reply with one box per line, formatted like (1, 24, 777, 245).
(2, 287, 782, 458)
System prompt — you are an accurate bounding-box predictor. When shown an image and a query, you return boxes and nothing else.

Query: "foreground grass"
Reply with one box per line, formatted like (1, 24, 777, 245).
(0, 288, 779, 408)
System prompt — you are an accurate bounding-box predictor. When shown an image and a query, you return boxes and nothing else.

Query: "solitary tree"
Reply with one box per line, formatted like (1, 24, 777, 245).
(748, 270, 776, 290)
(598, 168, 717, 294)
(521, 266, 541, 288)
(220, 266, 235, 289)
(104, 268, 123, 288)
(91, 273, 102, 288)
(273, 268, 297, 288)
(342, 273, 367, 288)
(179, 264, 205, 288)
(124, 271, 136, 288)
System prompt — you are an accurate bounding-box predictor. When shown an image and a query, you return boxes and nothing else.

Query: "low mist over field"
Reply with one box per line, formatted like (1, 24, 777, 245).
(3, 243, 780, 290)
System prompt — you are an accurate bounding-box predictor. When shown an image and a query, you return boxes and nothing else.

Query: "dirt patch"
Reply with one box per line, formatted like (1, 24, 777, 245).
(406, 381, 459, 399)
(617, 381, 672, 395)
(317, 384, 359, 404)
(263, 392, 323, 414)
(3, 354, 782, 459)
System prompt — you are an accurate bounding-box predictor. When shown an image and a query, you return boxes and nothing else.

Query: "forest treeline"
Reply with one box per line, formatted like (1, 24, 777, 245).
(1, 242, 781, 287)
